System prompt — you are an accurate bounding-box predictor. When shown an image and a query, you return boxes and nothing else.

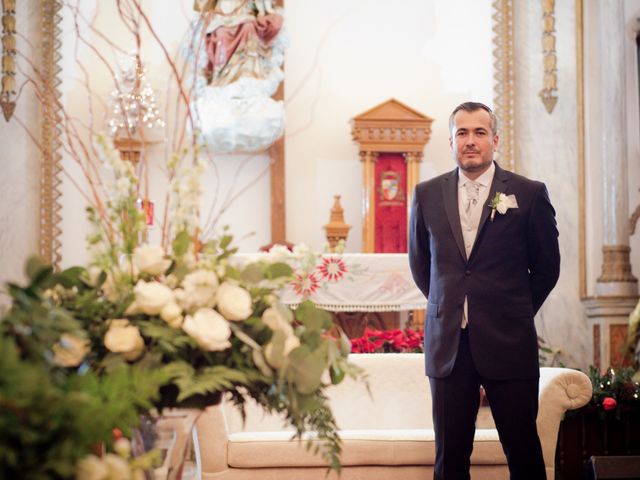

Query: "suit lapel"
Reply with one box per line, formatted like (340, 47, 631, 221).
(442, 169, 467, 262)
(470, 162, 510, 260)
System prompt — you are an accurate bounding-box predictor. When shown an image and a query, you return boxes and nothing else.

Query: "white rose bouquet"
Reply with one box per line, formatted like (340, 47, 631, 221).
(0, 136, 359, 474)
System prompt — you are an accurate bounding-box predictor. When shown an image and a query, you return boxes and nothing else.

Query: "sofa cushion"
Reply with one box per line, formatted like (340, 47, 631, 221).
(227, 429, 507, 468)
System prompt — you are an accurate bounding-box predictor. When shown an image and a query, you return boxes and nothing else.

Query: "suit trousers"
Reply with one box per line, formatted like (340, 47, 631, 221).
(428, 328, 546, 480)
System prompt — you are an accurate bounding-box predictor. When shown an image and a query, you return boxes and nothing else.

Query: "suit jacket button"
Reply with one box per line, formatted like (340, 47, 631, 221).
(465, 270, 471, 276)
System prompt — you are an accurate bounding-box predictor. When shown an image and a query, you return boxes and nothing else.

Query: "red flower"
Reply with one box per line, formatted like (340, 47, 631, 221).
(317, 256, 347, 282)
(291, 272, 320, 297)
(350, 327, 424, 354)
(602, 397, 617, 411)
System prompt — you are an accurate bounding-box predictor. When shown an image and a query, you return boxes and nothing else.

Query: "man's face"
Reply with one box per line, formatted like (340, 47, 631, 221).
(449, 109, 499, 178)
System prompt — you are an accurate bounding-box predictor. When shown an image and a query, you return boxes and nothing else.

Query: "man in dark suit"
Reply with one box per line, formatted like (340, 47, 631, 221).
(408, 102, 560, 480)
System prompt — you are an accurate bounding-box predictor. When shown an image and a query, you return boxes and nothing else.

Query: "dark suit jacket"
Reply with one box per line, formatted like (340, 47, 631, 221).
(408, 162, 560, 380)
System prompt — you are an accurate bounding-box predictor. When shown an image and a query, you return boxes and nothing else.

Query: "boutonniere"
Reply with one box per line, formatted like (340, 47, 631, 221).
(488, 192, 518, 221)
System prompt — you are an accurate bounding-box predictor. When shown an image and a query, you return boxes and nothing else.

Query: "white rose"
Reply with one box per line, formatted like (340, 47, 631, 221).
(182, 308, 231, 351)
(261, 307, 294, 336)
(52, 334, 90, 367)
(160, 301, 183, 328)
(266, 244, 292, 263)
(292, 243, 311, 258)
(76, 455, 109, 480)
(284, 335, 300, 355)
(181, 269, 219, 310)
(133, 244, 171, 276)
(103, 453, 131, 480)
(133, 280, 174, 315)
(216, 282, 253, 321)
(86, 266, 103, 287)
(264, 332, 300, 369)
(113, 437, 131, 458)
(101, 272, 120, 303)
(104, 319, 145, 361)
(262, 307, 300, 369)
(496, 193, 508, 214)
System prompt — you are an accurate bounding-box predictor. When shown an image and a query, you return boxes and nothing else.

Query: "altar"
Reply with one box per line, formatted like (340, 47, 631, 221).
(237, 253, 426, 337)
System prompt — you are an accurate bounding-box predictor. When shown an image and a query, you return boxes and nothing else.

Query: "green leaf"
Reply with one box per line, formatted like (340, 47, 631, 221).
(264, 262, 293, 280)
(25, 256, 53, 287)
(175, 365, 249, 401)
(219, 234, 233, 250)
(287, 343, 328, 395)
(47, 266, 86, 290)
(329, 365, 345, 385)
(241, 263, 264, 283)
(295, 301, 332, 332)
(172, 230, 192, 257)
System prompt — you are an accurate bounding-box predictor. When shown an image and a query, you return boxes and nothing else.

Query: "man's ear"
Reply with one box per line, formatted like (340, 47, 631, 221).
(449, 136, 453, 151)
(493, 134, 500, 150)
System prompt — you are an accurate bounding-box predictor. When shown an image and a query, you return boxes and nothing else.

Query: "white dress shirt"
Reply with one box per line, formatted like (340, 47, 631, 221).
(458, 162, 495, 328)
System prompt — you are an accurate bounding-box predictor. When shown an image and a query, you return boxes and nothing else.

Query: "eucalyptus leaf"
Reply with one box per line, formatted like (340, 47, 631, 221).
(264, 262, 293, 280)
(287, 343, 328, 395)
(172, 230, 192, 257)
(241, 263, 264, 283)
(295, 301, 331, 332)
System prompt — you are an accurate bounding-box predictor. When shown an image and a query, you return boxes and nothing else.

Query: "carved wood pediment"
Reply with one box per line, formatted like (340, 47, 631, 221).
(351, 98, 434, 153)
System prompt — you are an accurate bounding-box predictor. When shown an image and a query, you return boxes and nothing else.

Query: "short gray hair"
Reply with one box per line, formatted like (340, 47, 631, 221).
(449, 102, 498, 136)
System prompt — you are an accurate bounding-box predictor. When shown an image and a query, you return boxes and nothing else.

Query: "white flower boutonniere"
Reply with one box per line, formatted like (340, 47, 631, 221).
(489, 192, 518, 221)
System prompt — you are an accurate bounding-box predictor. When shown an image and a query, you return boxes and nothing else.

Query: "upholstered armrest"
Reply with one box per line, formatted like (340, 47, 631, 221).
(537, 367, 592, 479)
(195, 404, 231, 475)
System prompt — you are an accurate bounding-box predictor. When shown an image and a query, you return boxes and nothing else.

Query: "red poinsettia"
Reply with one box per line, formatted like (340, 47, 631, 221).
(317, 256, 347, 282)
(350, 327, 424, 354)
(291, 272, 320, 297)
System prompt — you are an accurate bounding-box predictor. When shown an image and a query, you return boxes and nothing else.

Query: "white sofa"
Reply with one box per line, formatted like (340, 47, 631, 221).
(195, 353, 592, 480)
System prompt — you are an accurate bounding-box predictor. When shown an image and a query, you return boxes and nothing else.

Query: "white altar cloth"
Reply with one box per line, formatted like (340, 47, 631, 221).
(235, 253, 426, 312)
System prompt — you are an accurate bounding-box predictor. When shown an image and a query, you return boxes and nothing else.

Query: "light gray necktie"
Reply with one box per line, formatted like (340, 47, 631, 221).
(464, 181, 480, 216)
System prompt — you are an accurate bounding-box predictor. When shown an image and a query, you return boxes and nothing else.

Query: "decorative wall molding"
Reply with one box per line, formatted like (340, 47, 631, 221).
(492, 0, 515, 171)
(576, 0, 586, 297)
(540, 0, 559, 113)
(1, 0, 16, 121)
(39, 0, 63, 268)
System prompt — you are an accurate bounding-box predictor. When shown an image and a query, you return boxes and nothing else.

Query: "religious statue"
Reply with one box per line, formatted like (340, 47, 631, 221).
(188, 0, 286, 153)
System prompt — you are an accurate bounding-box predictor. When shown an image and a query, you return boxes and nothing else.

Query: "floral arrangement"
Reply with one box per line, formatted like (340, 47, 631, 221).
(350, 327, 424, 354)
(0, 136, 362, 477)
(561, 366, 640, 421)
(0, 259, 166, 479)
(1, 4, 366, 477)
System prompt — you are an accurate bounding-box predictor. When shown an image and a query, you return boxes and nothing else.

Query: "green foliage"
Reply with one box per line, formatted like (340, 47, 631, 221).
(0, 334, 168, 479)
(566, 366, 640, 422)
(0, 260, 172, 479)
(296, 300, 332, 331)
(1, 242, 367, 475)
(171, 364, 251, 401)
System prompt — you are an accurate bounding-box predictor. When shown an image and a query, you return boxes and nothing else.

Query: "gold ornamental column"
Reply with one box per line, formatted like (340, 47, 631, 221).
(404, 151, 423, 211)
(360, 150, 378, 253)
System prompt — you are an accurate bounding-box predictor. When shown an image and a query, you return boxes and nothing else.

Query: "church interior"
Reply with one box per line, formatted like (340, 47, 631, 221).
(1, 1, 639, 479)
